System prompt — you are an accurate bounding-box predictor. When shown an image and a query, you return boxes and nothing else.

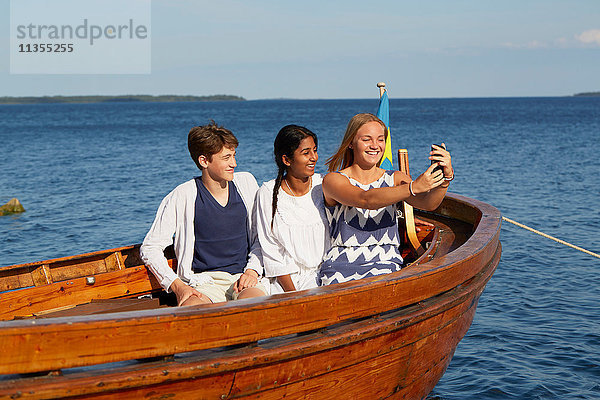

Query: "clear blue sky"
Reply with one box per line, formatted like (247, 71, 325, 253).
(1, 0, 599, 99)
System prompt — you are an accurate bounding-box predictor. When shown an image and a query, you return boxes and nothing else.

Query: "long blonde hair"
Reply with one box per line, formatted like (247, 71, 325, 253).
(325, 113, 386, 172)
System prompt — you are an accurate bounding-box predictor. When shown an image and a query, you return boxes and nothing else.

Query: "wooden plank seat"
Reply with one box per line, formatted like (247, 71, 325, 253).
(0, 246, 178, 320)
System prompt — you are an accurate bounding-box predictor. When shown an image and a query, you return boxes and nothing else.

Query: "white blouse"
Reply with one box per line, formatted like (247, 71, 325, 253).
(255, 173, 330, 294)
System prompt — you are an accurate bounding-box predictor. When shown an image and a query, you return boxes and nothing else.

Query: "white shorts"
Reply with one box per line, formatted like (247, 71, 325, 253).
(190, 271, 269, 303)
(269, 271, 318, 295)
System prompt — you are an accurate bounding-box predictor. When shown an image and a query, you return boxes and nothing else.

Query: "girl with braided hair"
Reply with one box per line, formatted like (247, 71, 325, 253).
(255, 125, 330, 294)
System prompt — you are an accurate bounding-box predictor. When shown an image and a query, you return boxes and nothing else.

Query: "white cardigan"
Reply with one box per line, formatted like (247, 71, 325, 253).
(140, 172, 263, 292)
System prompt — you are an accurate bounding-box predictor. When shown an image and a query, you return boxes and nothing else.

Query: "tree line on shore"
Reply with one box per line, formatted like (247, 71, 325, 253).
(573, 92, 600, 97)
(0, 94, 245, 105)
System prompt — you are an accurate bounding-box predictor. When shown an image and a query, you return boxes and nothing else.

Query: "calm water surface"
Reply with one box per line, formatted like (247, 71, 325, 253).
(0, 97, 599, 399)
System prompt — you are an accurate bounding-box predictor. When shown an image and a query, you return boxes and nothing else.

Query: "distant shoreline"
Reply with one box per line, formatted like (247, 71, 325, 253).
(0, 94, 245, 105)
(573, 92, 600, 97)
(1, 94, 598, 104)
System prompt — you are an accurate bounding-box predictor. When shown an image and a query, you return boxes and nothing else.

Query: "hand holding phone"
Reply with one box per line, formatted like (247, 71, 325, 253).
(431, 144, 446, 175)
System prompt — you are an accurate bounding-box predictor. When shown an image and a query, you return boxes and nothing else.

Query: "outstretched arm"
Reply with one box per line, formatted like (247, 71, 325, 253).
(322, 167, 445, 210)
(322, 171, 409, 209)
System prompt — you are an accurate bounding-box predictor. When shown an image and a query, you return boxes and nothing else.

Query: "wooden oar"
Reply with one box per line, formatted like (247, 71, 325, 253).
(397, 149, 425, 256)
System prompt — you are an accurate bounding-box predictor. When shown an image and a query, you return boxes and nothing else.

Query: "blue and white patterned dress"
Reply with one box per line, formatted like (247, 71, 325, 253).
(318, 171, 403, 286)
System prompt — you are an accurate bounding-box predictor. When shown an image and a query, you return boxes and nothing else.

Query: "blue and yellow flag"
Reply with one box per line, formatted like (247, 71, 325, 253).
(376, 90, 393, 170)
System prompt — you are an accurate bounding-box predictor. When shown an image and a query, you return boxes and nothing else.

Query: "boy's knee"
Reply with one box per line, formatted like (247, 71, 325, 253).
(237, 287, 266, 299)
(180, 293, 212, 306)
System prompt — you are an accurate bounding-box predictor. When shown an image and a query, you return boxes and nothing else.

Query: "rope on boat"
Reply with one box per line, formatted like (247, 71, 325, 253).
(502, 216, 600, 260)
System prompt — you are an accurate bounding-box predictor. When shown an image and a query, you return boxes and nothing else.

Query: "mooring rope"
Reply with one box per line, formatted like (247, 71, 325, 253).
(502, 216, 600, 259)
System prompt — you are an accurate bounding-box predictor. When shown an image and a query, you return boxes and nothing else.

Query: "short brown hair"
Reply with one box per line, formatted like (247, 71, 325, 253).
(188, 121, 239, 169)
(325, 113, 386, 172)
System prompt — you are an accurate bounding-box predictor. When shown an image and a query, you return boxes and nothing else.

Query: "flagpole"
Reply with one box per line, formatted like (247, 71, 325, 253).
(376, 82, 425, 257)
(377, 82, 386, 98)
(376, 82, 392, 170)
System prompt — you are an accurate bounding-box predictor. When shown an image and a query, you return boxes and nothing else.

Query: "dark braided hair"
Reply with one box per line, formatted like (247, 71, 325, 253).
(271, 125, 318, 229)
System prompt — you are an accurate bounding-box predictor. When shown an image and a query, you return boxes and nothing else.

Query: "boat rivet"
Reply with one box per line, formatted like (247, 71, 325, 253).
(86, 277, 95, 285)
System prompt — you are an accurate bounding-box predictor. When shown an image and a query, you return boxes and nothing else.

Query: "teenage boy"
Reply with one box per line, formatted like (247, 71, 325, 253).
(140, 122, 267, 306)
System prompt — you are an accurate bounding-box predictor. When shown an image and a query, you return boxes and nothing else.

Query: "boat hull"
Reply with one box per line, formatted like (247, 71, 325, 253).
(0, 193, 502, 399)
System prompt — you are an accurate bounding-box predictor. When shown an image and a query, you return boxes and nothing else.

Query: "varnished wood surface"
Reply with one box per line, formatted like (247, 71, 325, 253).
(0, 245, 171, 292)
(0, 247, 174, 319)
(0, 265, 163, 320)
(0, 193, 501, 399)
(0, 244, 500, 399)
(33, 298, 164, 319)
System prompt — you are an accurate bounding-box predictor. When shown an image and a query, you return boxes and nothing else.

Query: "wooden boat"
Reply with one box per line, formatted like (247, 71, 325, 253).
(0, 193, 501, 399)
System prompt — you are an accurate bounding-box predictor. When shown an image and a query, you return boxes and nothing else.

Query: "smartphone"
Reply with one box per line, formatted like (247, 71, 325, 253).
(431, 144, 445, 175)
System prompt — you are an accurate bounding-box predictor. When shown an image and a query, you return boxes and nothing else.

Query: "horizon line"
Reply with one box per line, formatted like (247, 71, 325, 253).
(0, 93, 596, 103)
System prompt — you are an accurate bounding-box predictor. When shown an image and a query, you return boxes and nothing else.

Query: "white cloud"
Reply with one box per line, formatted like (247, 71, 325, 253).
(500, 40, 548, 49)
(576, 29, 600, 46)
(554, 37, 568, 47)
(501, 31, 600, 50)
(526, 40, 547, 49)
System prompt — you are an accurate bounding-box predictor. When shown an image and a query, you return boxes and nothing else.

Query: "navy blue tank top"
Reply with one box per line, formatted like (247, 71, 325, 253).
(191, 178, 249, 274)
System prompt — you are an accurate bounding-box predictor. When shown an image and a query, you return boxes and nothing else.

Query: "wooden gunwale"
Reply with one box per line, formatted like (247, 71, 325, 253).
(0, 193, 501, 377)
(0, 227, 439, 321)
(0, 242, 500, 399)
(0, 245, 139, 272)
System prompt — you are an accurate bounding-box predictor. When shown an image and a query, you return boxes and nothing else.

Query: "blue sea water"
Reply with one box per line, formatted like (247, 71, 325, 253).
(0, 97, 599, 399)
